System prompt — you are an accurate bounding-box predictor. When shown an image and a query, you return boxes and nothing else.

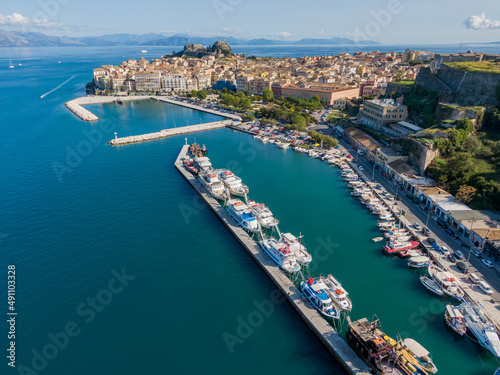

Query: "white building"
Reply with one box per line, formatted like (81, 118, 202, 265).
(161, 75, 187, 92)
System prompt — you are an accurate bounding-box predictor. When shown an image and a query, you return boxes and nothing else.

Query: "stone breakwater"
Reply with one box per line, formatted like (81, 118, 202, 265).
(108, 120, 234, 145)
(65, 99, 98, 121)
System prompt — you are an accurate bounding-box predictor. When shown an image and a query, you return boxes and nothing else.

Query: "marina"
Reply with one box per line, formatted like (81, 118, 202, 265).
(174, 144, 371, 375)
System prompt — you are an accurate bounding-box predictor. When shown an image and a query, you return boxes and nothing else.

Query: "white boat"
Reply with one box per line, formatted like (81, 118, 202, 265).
(379, 213, 394, 220)
(141, 49, 147, 53)
(198, 172, 228, 200)
(277, 142, 289, 150)
(420, 276, 444, 296)
(372, 237, 384, 242)
(247, 200, 279, 229)
(400, 338, 438, 375)
(193, 156, 212, 172)
(408, 255, 431, 268)
(281, 232, 312, 266)
(218, 170, 249, 197)
(300, 278, 340, 319)
(445, 304, 467, 336)
(226, 199, 260, 233)
(268, 138, 276, 144)
(428, 264, 465, 300)
(460, 300, 500, 357)
(261, 137, 269, 144)
(258, 237, 300, 273)
(321, 274, 352, 311)
(9, 60, 14, 68)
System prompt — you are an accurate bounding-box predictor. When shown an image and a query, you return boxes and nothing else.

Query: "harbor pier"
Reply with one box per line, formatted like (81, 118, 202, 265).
(175, 145, 370, 375)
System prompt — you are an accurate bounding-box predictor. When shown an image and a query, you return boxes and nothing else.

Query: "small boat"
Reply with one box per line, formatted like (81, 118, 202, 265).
(373, 237, 384, 242)
(18, 61, 22, 66)
(276, 142, 289, 150)
(183, 160, 198, 175)
(445, 304, 467, 336)
(301, 278, 340, 319)
(141, 49, 147, 53)
(420, 276, 444, 296)
(116, 98, 123, 104)
(399, 338, 438, 375)
(261, 137, 269, 144)
(9, 60, 14, 68)
(247, 200, 279, 229)
(428, 264, 465, 300)
(383, 240, 419, 254)
(321, 274, 352, 311)
(281, 232, 312, 266)
(226, 199, 260, 233)
(259, 237, 301, 273)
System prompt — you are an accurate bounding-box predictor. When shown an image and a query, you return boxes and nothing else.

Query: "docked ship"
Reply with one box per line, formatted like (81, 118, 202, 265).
(182, 158, 198, 175)
(320, 274, 352, 311)
(460, 300, 500, 357)
(258, 237, 300, 273)
(428, 264, 465, 300)
(300, 277, 340, 319)
(397, 338, 438, 375)
(217, 170, 249, 197)
(226, 199, 260, 233)
(247, 200, 279, 229)
(193, 156, 212, 172)
(444, 304, 467, 336)
(383, 240, 420, 255)
(420, 276, 444, 296)
(408, 255, 431, 268)
(281, 232, 312, 266)
(198, 172, 228, 200)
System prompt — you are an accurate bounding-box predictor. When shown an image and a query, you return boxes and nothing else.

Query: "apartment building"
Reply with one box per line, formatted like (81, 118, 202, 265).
(360, 98, 408, 134)
(134, 72, 161, 91)
(161, 75, 187, 92)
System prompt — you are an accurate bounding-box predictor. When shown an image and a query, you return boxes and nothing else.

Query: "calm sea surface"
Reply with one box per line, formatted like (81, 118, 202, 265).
(1, 45, 499, 374)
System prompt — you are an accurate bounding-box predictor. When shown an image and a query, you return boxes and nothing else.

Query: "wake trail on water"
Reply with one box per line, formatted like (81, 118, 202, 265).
(40, 75, 79, 99)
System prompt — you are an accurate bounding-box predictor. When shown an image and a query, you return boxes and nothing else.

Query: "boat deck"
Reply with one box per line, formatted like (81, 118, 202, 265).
(175, 144, 370, 375)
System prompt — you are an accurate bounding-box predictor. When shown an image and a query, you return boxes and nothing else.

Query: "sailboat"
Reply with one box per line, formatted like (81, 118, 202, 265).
(9, 60, 14, 69)
(18, 61, 22, 66)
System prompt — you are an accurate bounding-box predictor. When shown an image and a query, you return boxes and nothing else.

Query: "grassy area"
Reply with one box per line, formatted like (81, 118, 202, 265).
(391, 80, 415, 86)
(444, 61, 500, 74)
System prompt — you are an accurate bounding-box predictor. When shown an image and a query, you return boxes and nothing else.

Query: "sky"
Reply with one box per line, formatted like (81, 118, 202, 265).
(1, 0, 500, 44)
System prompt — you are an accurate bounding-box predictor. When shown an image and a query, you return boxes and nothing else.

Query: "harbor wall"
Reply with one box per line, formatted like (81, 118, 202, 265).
(174, 145, 370, 375)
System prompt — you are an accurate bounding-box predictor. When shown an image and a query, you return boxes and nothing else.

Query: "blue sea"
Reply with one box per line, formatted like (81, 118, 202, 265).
(1, 45, 499, 375)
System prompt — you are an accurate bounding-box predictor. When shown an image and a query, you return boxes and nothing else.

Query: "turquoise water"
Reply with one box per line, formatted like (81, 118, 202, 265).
(1, 47, 499, 375)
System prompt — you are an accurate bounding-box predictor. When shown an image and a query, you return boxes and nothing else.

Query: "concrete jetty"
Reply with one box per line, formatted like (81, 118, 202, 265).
(175, 145, 370, 375)
(65, 99, 99, 121)
(108, 120, 233, 145)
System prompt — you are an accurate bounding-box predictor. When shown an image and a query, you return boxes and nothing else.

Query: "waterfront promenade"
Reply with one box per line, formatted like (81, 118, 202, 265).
(174, 144, 370, 375)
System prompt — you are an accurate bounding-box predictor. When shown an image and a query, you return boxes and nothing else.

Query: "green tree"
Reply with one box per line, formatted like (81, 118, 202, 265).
(196, 90, 207, 100)
(456, 118, 474, 134)
(262, 88, 274, 102)
(464, 136, 482, 154)
(455, 185, 477, 204)
(239, 97, 252, 111)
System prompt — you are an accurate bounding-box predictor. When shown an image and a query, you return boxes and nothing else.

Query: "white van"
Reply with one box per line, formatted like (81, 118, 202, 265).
(478, 281, 493, 295)
(469, 273, 481, 284)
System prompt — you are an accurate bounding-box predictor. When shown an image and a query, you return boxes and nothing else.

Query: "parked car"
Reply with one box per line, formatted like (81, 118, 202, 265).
(454, 250, 465, 260)
(427, 237, 436, 245)
(456, 262, 469, 274)
(482, 259, 494, 268)
(478, 281, 493, 295)
(470, 248, 483, 258)
(413, 222, 421, 230)
(375, 184, 382, 190)
(440, 246, 450, 256)
(359, 166, 364, 171)
(447, 253, 457, 263)
(445, 228, 455, 237)
(437, 218, 447, 229)
(422, 227, 430, 235)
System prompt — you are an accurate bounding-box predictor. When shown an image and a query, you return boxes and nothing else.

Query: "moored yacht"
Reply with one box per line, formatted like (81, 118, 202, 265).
(383, 240, 419, 254)
(420, 276, 444, 296)
(247, 200, 279, 229)
(258, 237, 300, 273)
(226, 199, 260, 233)
(321, 274, 352, 311)
(408, 255, 431, 268)
(193, 156, 212, 172)
(460, 300, 500, 357)
(281, 232, 312, 266)
(300, 277, 340, 319)
(218, 170, 249, 197)
(428, 264, 465, 300)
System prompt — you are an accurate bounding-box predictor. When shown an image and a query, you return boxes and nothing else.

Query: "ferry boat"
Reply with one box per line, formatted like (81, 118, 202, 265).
(300, 278, 340, 319)
(218, 170, 249, 197)
(247, 200, 279, 229)
(408, 256, 431, 269)
(445, 304, 467, 335)
(398, 338, 438, 375)
(346, 316, 404, 375)
(420, 276, 444, 296)
(193, 156, 212, 172)
(198, 172, 228, 200)
(321, 274, 352, 311)
(460, 300, 500, 357)
(428, 264, 465, 300)
(281, 232, 312, 265)
(383, 240, 419, 254)
(258, 237, 300, 273)
(226, 199, 260, 233)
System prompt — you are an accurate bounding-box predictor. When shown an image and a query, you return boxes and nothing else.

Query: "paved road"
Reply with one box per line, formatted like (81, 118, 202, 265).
(339, 138, 500, 296)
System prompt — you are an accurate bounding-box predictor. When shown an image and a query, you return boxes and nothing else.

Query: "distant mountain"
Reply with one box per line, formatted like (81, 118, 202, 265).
(0, 29, 378, 47)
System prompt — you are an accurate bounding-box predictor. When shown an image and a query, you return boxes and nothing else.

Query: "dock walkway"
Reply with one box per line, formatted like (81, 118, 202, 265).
(174, 145, 370, 375)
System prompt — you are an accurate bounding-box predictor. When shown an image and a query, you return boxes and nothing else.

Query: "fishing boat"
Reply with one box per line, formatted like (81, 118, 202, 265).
(398, 337, 438, 375)
(383, 240, 419, 254)
(247, 200, 279, 229)
(460, 300, 500, 357)
(116, 98, 123, 105)
(281, 232, 312, 266)
(300, 278, 340, 319)
(444, 304, 467, 336)
(321, 274, 352, 311)
(408, 256, 431, 268)
(258, 237, 300, 273)
(346, 316, 405, 375)
(420, 276, 444, 296)
(428, 264, 465, 300)
(183, 159, 198, 175)
(226, 199, 260, 233)
(198, 172, 228, 200)
(218, 170, 249, 197)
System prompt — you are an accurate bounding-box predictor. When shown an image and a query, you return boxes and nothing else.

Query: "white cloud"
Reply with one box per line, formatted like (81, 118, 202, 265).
(464, 13, 500, 30)
(0, 12, 87, 31)
(274, 31, 293, 38)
